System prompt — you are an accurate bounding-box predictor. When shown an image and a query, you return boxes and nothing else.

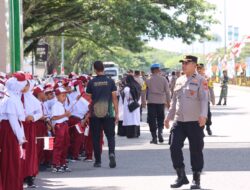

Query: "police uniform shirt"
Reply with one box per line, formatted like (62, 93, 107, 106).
(51, 100, 68, 125)
(146, 73, 171, 104)
(167, 73, 208, 122)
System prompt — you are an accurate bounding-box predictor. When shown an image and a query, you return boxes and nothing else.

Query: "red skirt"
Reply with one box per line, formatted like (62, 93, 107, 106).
(0, 173, 2, 190)
(0, 120, 23, 190)
(35, 120, 47, 165)
(21, 121, 38, 179)
(68, 116, 84, 159)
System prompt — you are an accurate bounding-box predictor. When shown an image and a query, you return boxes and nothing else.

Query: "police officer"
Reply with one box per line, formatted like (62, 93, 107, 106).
(144, 63, 171, 144)
(217, 70, 229, 105)
(197, 63, 215, 136)
(164, 55, 208, 189)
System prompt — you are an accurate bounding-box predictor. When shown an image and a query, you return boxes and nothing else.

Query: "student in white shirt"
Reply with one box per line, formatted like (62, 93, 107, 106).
(51, 87, 71, 173)
(33, 86, 49, 169)
(67, 80, 89, 160)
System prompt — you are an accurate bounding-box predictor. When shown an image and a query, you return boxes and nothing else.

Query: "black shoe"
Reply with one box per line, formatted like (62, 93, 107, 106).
(190, 172, 201, 189)
(223, 103, 227, 105)
(27, 183, 37, 188)
(216, 103, 221, 105)
(62, 165, 72, 172)
(27, 176, 37, 188)
(109, 153, 116, 168)
(207, 129, 212, 136)
(158, 136, 164, 143)
(150, 138, 158, 144)
(39, 164, 47, 172)
(52, 166, 64, 173)
(170, 168, 189, 188)
(93, 162, 101, 168)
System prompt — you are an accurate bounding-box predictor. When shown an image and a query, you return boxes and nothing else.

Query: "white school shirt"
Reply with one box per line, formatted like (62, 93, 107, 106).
(0, 94, 26, 145)
(67, 91, 89, 119)
(23, 92, 43, 122)
(44, 97, 57, 118)
(71, 98, 89, 119)
(64, 94, 72, 111)
(51, 100, 68, 125)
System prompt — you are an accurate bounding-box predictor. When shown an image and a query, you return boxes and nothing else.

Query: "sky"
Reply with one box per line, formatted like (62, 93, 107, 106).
(147, 0, 250, 54)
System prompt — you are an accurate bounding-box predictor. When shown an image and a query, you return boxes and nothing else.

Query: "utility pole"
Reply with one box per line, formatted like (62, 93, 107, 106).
(224, 0, 227, 56)
(61, 23, 65, 75)
(9, 0, 22, 72)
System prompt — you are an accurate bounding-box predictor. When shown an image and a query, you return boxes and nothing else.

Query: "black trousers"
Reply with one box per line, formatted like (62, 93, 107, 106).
(206, 102, 212, 128)
(90, 117, 115, 163)
(169, 121, 204, 172)
(147, 104, 165, 138)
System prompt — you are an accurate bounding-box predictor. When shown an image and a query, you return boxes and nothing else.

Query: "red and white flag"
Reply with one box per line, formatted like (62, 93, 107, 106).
(75, 81, 84, 96)
(206, 53, 213, 63)
(61, 67, 65, 75)
(44, 137, 54, 150)
(84, 125, 90, 136)
(75, 123, 84, 134)
(53, 69, 58, 75)
(243, 35, 250, 43)
(231, 41, 244, 58)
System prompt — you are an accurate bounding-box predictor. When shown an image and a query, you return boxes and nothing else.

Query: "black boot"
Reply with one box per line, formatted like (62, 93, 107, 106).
(150, 132, 158, 144)
(150, 138, 158, 144)
(206, 125, 212, 136)
(190, 172, 201, 189)
(158, 128, 164, 143)
(170, 167, 189, 188)
(223, 100, 227, 105)
(27, 176, 36, 188)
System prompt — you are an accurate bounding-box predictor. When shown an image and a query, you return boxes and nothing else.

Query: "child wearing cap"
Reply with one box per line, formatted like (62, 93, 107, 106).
(33, 86, 50, 169)
(51, 87, 71, 173)
(67, 80, 89, 161)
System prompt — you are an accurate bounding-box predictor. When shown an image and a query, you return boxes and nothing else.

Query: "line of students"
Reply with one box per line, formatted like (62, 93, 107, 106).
(0, 71, 100, 189)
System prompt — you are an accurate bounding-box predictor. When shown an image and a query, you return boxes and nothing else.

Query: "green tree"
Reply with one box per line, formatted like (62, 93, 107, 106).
(24, 0, 217, 55)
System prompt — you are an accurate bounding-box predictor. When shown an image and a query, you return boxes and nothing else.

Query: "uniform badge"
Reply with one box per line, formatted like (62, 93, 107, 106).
(203, 81, 208, 90)
(189, 90, 195, 96)
(192, 79, 198, 83)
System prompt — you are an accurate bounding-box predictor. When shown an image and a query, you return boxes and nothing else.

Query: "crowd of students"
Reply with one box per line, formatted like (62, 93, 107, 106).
(0, 70, 101, 189)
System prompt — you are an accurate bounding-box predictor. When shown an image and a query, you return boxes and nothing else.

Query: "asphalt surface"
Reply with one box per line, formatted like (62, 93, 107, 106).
(36, 84, 250, 190)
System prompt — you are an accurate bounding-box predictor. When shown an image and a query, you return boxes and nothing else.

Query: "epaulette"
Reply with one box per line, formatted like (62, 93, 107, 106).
(192, 73, 197, 78)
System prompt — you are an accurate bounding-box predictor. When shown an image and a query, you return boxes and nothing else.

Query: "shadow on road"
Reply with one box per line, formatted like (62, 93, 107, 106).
(38, 147, 250, 179)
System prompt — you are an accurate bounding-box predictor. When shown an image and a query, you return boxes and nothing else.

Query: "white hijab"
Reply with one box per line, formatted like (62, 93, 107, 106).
(0, 77, 27, 121)
(23, 80, 41, 116)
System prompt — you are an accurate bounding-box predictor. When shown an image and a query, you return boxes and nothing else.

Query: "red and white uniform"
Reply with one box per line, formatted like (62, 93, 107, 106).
(44, 97, 57, 119)
(21, 81, 43, 180)
(51, 100, 70, 167)
(0, 76, 27, 190)
(67, 90, 89, 159)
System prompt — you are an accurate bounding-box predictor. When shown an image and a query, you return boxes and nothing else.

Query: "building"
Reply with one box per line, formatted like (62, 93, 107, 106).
(0, 0, 9, 72)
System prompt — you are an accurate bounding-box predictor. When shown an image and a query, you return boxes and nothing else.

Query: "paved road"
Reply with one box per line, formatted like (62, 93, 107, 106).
(36, 84, 250, 190)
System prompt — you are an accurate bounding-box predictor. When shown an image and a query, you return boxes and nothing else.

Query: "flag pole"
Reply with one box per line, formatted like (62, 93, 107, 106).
(224, 0, 227, 56)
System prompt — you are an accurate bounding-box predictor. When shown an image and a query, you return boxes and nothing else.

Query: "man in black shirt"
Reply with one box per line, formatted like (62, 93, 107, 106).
(86, 61, 118, 168)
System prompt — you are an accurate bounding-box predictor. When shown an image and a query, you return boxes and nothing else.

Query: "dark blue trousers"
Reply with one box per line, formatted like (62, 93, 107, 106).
(169, 121, 204, 172)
